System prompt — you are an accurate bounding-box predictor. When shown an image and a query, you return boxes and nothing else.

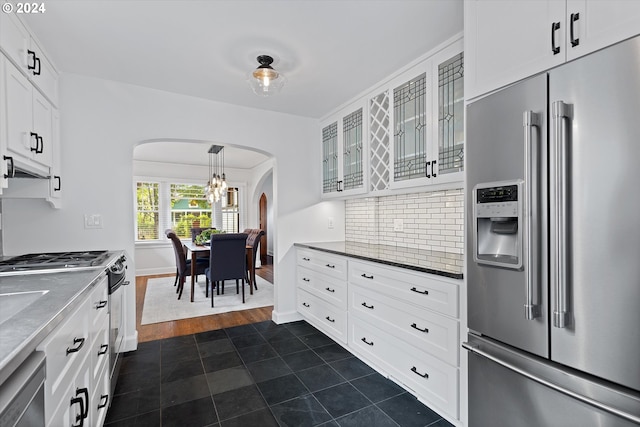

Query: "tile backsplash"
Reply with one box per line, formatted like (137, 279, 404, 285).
(345, 189, 464, 254)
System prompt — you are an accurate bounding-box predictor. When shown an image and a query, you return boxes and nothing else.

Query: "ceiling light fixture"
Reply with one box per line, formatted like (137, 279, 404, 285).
(247, 55, 285, 96)
(205, 145, 227, 204)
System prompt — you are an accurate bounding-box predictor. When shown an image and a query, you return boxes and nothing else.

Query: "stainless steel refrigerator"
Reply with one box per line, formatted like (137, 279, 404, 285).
(464, 35, 640, 426)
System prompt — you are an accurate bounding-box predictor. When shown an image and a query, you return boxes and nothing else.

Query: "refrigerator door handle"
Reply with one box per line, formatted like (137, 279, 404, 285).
(462, 341, 640, 424)
(523, 111, 541, 320)
(551, 101, 572, 328)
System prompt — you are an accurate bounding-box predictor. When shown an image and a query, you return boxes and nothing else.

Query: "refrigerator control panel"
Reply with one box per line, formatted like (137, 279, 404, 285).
(473, 181, 523, 270)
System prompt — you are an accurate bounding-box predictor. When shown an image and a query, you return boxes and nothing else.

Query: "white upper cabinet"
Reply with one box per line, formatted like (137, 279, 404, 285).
(0, 12, 59, 105)
(322, 35, 464, 199)
(389, 39, 464, 191)
(321, 99, 369, 198)
(465, 0, 640, 100)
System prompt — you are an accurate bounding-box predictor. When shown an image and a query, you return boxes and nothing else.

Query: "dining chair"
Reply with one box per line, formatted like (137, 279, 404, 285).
(205, 233, 248, 307)
(165, 229, 208, 300)
(242, 228, 265, 291)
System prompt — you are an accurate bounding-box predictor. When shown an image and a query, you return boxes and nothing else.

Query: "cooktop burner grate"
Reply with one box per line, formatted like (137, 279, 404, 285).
(0, 251, 110, 272)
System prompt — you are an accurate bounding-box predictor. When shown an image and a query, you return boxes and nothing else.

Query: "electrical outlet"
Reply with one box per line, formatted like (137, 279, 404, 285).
(84, 214, 103, 229)
(328, 217, 334, 229)
(393, 218, 404, 232)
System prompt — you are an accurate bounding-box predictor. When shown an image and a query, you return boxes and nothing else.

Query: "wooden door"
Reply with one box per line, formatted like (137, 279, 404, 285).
(259, 193, 268, 263)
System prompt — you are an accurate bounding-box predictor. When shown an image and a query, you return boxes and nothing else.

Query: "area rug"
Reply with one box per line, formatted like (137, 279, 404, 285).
(140, 275, 274, 325)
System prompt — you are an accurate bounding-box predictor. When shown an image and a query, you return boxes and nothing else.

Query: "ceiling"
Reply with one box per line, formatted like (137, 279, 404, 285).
(134, 141, 270, 168)
(23, 0, 463, 120)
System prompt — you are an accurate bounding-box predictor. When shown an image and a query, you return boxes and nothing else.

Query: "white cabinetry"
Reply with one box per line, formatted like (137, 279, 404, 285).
(0, 13, 61, 204)
(465, 0, 640, 99)
(296, 248, 348, 343)
(38, 275, 110, 427)
(323, 36, 464, 198)
(321, 99, 368, 198)
(295, 247, 462, 423)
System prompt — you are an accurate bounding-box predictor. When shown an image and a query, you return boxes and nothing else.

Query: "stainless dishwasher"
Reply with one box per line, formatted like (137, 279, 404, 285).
(0, 351, 45, 427)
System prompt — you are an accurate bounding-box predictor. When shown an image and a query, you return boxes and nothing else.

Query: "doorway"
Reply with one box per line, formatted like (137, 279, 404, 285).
(259, 193, 268, 264)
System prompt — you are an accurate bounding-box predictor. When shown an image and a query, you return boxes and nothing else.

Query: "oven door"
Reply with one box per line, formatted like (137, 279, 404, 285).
(108, 276, 127, 396)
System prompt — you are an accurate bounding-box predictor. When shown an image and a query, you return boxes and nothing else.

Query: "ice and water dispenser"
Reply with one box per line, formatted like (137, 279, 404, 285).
(473, 181, 523, 269)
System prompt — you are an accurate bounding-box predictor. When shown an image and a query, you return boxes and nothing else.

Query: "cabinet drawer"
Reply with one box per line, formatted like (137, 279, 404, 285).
(46, 350, 91, 427)
(91, 361, 110, 427)
(297, 266, 347, 309)
(350, 284, 459, 366)
(88, 276, 109, 333)
(297, 249, 347, 281)
(349, 259, 459, 318)
(91, 314, 110, 388)
(349, 317, 458, 419)
(38, 300, 89, 414)
(297, 288, 347, 344)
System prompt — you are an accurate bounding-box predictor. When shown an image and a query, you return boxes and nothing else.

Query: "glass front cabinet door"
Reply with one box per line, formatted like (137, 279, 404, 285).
(321, 100, 368, 198)
(390, 40, 464, 191)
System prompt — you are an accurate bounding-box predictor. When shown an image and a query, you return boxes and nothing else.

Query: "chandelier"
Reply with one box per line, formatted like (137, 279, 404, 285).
(205, 145, 227, 203)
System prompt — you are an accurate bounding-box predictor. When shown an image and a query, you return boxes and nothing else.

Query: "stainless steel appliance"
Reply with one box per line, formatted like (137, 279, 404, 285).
(0, 351, 45, 427)
(464, 35, 640, 426)
(106, 254, 128, 398)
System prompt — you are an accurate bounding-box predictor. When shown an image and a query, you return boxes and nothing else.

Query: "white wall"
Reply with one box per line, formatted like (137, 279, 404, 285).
(1, 74, 346, 349)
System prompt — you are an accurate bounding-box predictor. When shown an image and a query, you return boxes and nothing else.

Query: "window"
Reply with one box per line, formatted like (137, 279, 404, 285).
(222, 187, 239, 233)
(136, 182, 159, 240)
(170, 184, 212, 238)
(135, 180, 243, 242)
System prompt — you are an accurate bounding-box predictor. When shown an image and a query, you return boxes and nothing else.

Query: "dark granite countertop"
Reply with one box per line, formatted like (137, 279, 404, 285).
(0, 251, 124, 385)
(294, 241, 463, 280)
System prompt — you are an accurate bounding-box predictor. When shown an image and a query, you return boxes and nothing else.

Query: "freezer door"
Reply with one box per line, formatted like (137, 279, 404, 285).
(548, 35, 640, 391)
(466, 74, 549, 357)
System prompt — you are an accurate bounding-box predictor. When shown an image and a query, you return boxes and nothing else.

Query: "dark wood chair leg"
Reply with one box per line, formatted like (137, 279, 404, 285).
(174, 268, 179, 287)
(205, 278, 209, 298)
(241, 279, 245, 303)
(177, 277, 185, 300)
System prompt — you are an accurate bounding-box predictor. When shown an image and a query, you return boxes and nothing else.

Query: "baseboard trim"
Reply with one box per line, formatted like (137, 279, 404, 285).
(272, 309, 303, 325)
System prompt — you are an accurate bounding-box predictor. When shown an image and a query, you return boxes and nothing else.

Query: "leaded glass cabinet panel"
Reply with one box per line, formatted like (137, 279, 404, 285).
(322, 121, 339, 194)
(369, 90, 390, 192)
(438, 52, 464, 175)
(342, 108, 363, 191)
(393, 73, 427, 182)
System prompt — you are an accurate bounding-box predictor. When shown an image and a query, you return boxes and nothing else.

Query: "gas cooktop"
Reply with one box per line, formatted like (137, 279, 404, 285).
(0, 251, 111, 275)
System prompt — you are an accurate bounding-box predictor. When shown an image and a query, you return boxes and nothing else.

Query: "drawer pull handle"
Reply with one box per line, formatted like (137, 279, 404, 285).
(98, 394, 109, 409)
(302, 277, 310, 282)
(96, 300, 107, 309)
(303, 302, 310, 307)
(302, 257, 310, 261)
(70, 387, 89, 426)
(325, 287, 335, 293)
(325, 264, 335, 269)
(411, 323, 429, 333)
(325, 316, 335, 323)
(98, 344, 109, 356)
(361, 273, 374, 279)
(361, 337, 374, 346)
(66, 337, 86, 355)
(410, 287, 429, 295)
(411, 366, 429, 379)
(361, 302, 374, 309)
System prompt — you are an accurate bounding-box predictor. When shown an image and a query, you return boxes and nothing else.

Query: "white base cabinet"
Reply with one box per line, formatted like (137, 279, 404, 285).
(38, 275, 110, 427)
(296, 247, 462, 423)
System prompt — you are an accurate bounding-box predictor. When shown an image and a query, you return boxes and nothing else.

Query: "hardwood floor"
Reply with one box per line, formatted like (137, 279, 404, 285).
(136, 262, 274, 342)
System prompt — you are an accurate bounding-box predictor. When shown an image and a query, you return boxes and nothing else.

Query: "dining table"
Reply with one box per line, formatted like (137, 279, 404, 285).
(183, 241, 255, 302)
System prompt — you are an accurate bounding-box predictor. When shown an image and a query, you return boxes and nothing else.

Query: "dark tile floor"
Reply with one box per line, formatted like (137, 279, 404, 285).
(105, 320, 454, 427)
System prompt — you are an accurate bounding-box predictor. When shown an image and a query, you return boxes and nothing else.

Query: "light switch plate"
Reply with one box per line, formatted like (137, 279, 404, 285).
(393, 218, 404, 232)
(84, 214, 103, 229)
(328, 217, 334, 229)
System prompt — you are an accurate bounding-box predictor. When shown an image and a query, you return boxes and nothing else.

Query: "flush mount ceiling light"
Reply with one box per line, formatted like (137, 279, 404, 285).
(247, 55, 286, 96)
